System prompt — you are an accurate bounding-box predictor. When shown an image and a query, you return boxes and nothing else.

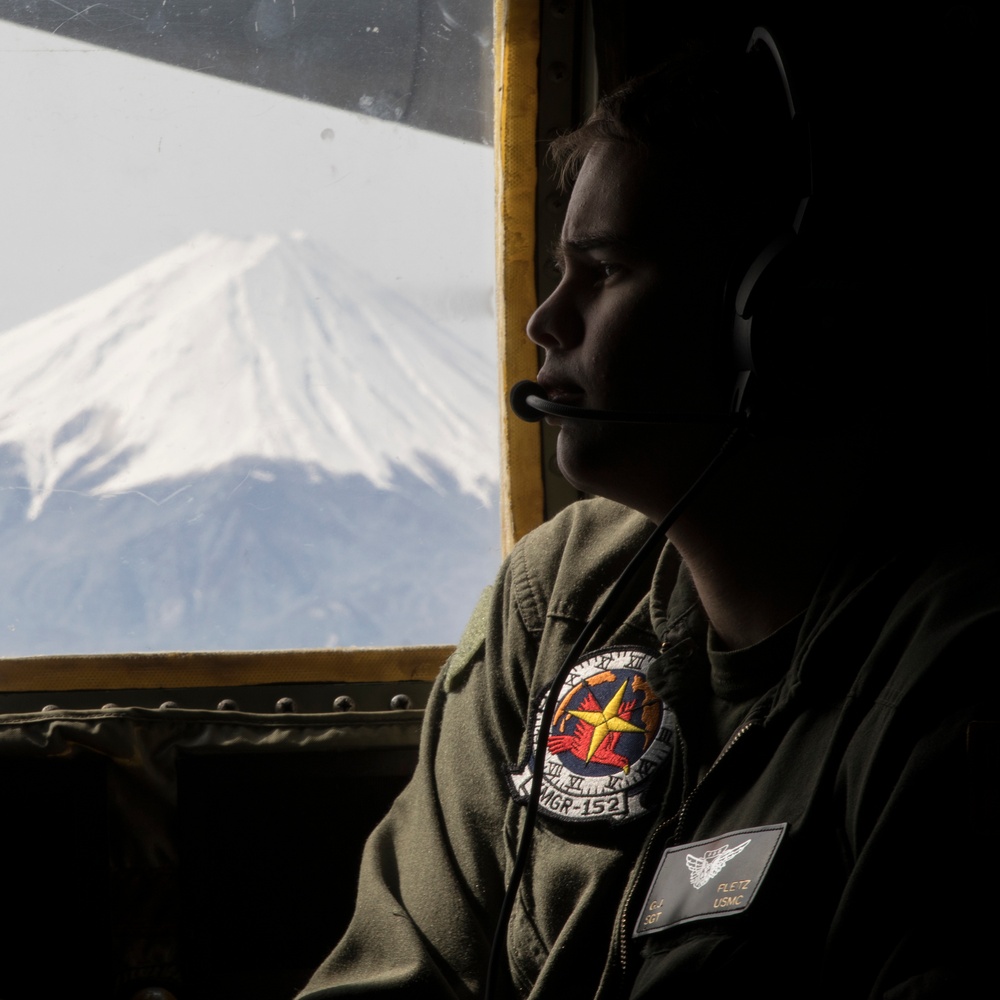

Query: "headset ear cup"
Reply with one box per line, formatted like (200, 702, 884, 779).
(731, 229, 802, 425)
(731, 234, 841, 432)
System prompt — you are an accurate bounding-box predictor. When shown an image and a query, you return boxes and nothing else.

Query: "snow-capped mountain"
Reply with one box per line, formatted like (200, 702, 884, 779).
(0, 231, 498, 519)
(0, 234, 500, 654)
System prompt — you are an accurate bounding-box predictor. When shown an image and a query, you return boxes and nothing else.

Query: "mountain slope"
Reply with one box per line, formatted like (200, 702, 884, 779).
(0, 233, 501, 652)
(0, 454, 498, 654)
(0, 231, 498, 519)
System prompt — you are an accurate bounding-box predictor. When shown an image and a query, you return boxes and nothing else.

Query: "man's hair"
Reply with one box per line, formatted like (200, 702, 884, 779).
(548, 46, 803, 258)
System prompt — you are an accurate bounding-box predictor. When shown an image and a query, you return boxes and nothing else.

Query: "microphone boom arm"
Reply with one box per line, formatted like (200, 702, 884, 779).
(509, 380, 734, 425)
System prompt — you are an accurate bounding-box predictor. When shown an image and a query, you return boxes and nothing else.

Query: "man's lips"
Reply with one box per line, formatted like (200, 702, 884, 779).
(535, 376, 585, 407)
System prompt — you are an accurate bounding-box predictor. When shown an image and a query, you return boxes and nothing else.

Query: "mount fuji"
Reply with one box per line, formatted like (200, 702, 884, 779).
(0, 233, 500, 655)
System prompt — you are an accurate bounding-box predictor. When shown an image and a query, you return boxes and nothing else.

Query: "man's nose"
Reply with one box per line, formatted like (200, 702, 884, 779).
(526, 281, 583, 350)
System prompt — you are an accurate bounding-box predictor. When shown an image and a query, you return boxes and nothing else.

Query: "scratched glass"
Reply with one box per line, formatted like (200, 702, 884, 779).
(0, 1, 498, 654)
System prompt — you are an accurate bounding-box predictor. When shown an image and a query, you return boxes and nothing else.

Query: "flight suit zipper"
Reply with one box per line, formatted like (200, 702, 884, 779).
(602, 717, 760, 996)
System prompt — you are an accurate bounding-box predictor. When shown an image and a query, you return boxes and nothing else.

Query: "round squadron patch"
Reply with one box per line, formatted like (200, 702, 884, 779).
(509, 646, 673, 823)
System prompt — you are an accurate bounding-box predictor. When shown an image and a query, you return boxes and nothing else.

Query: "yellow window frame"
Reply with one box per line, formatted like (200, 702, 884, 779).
(0, 0, 544, 696)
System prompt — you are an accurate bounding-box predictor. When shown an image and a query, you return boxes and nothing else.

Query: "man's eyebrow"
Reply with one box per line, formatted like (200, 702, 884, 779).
(551, 231, 638, 266)
(555, 232, 629, 257)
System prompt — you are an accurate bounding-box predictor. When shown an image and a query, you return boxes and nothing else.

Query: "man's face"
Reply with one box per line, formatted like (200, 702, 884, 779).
(527, 142, 733, 518)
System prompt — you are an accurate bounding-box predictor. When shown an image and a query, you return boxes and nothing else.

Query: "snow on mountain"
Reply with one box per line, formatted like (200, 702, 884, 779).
(0, 232, 499, 519)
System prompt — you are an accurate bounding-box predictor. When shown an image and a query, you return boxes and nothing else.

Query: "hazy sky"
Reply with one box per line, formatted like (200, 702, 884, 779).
(0, 19, 495, 332)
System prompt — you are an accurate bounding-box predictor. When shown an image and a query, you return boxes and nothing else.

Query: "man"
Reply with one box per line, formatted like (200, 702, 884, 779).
(299, 33, 995, 1000)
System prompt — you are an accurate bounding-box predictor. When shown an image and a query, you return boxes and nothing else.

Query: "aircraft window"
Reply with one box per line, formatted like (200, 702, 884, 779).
(0, 1, 498, 656)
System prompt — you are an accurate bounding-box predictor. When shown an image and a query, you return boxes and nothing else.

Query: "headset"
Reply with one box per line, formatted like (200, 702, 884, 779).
(489, 27, 814, 999)
(729, 26, 815, 422)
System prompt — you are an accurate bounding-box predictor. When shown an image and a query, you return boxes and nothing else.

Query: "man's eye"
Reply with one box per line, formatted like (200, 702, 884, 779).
(598, 261, 622, 280)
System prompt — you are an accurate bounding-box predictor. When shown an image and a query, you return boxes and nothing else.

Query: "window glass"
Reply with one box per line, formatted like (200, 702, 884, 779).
(0, 2, 498, 655)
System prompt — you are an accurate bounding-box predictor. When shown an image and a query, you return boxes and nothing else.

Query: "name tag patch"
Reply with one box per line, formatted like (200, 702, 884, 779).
(634, 824, 786, 937)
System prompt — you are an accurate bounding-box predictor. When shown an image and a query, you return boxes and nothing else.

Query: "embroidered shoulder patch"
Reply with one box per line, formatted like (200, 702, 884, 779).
(634, 824, 787, 936)
(508, 646, 673, 823)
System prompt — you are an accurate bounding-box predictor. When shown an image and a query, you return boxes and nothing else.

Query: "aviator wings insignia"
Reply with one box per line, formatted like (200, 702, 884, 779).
(685, 838, 752, 889)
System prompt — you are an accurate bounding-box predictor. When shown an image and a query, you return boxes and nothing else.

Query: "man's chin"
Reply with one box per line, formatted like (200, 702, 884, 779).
(554, 432, 628, 499)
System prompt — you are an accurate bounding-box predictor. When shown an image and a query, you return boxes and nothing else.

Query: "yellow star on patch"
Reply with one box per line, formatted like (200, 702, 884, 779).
(566, 679, 645, 770)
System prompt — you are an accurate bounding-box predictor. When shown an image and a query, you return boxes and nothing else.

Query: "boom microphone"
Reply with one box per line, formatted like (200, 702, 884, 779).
(509, 380, 735, 425)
